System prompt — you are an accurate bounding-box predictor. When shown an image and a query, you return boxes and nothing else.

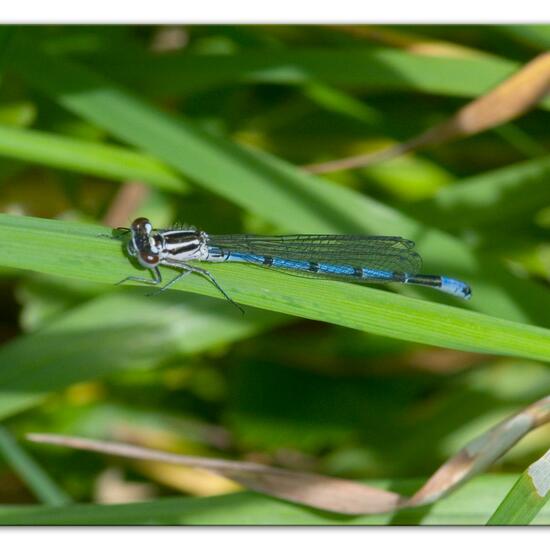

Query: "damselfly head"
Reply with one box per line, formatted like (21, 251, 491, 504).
(131, 217, 153, 235)
(128, 217, 160, 268)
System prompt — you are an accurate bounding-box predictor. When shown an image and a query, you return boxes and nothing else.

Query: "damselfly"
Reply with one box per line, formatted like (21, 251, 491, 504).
(115, 217, 471, 309)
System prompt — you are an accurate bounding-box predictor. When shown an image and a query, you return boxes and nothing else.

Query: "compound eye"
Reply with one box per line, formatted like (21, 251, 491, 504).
(131, 217, 152, 234)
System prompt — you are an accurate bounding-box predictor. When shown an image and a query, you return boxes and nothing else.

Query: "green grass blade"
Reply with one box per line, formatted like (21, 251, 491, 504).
(82, 48, 550, 109)
(7, 40, 550, 326)
(498, 25, 550, 50)
(0, 474, 546, 525)
(0, 427, 71, 506)
(410, 155, 550, 230)
(487, 449, 550, 525)
(0, 277, 284, 420)
(9, 41, 353, 234)
(1, 214, 550, 363)
(0, 125, 187, 192)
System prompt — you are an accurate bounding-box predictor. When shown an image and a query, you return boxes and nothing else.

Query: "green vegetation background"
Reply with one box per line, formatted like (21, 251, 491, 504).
(0, 25, 549, 524)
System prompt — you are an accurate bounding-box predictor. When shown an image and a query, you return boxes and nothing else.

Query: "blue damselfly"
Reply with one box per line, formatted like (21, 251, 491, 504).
(115, 217, 471, 309)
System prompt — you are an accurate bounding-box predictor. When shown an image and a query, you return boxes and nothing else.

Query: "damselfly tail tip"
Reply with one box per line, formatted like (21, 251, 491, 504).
(440, 276, 472, 300)
(405, 274, 471, 300)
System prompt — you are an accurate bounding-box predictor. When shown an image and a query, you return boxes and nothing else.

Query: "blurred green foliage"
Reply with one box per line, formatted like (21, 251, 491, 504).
(0, 25, 549, 524)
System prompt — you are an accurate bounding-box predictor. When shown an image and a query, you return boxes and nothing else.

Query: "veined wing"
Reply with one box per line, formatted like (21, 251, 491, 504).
(206, 234, 422, 274)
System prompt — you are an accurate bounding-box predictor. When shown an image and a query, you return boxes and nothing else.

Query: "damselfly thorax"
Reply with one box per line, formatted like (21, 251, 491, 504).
(114, 217, 472, 311)
(126, 218, 208, 265)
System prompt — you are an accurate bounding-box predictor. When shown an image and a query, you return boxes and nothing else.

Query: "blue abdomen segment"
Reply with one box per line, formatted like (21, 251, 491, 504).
(404, 274, 472, 300)
(225, 252, 396, 280)
(361, 267, 396, 281)
(439, 276, 472, 300)
(221, 251, 471, 299)
(271, 257, 312, 271)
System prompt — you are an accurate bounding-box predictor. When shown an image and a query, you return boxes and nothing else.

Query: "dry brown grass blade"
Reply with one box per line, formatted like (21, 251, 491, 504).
(102, 181, 150, 228)
(26, 433, 402, 514)
(27, 395, 550, 515)
(304, 53, 550, 174)
(329, 25, 489, 59)
(408, 395, 550, 507)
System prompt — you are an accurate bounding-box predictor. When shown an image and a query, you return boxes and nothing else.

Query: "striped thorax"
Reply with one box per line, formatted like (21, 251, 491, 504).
(127, 217, 209, 268)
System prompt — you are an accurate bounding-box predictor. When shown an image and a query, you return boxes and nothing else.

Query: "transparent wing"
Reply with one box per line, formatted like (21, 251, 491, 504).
(207, 234, 422, 274)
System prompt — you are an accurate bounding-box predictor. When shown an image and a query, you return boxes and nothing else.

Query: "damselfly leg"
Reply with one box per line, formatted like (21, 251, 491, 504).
(115, 266, 162, 287)
(116, 258, 243, 313)
(161, 259, 243, 313)
(146, 265, 192, 296)
(98, 227, 131, 240)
